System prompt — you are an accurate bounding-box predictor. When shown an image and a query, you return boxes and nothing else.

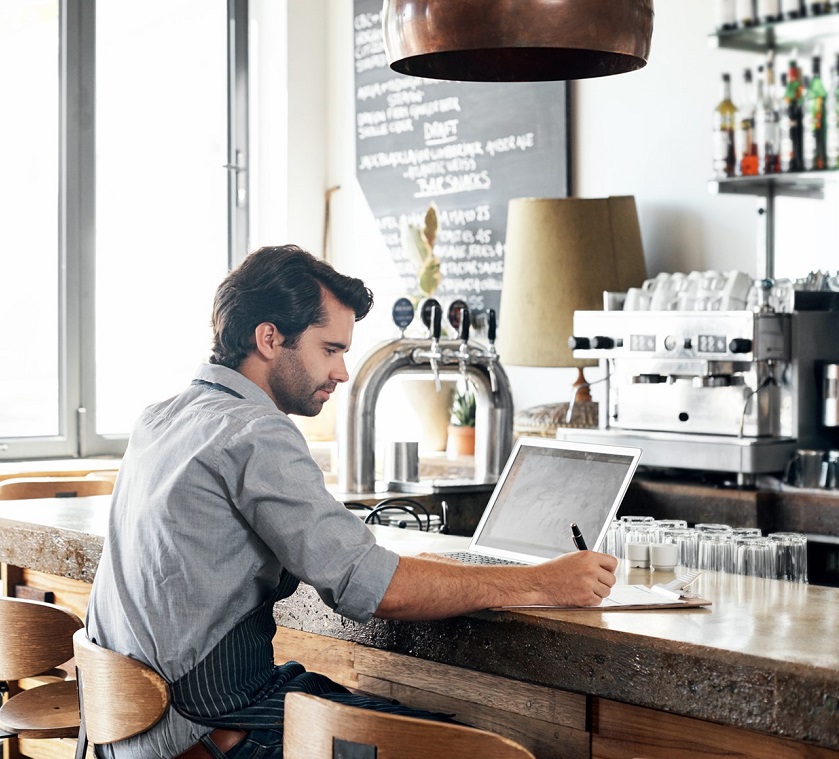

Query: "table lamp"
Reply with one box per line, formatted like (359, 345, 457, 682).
(497, 196, 647, 429)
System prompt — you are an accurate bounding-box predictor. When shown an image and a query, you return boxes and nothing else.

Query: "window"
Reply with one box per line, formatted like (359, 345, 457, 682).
(0, 0, 248, 460)
(0, 1, 61, 444)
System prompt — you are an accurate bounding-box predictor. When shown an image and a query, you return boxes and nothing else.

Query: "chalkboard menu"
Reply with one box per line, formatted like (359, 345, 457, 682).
(354, 0, 569, 318)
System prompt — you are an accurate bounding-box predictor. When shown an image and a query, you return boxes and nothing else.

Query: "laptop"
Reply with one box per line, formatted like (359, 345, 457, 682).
(442, 437, 642, 565)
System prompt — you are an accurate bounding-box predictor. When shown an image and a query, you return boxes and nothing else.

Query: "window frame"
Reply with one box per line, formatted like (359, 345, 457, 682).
(0, 0, 249, 461)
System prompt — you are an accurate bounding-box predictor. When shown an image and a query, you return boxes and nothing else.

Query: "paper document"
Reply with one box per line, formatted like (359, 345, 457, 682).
(598, 585, 682, 607)
(497, 584, 711, 611)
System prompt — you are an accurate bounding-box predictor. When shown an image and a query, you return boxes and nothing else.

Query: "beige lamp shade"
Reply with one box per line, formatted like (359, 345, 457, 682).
(497, 196, 647, 367)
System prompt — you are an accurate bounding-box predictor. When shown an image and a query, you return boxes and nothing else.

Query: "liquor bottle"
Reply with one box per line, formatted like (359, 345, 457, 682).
(807, 1, 830, 13)
(828, 54, 839, 169)
(715, 0, 737, 30)
(714, 73, 738, 179)
(755, 63, 781, 173)
(781, 0, 804, 17)
(804, 56, 828, 170)
(739, 69, 760, 175)
(781, 61, 805, 172)
(779, 71, 790, 170)
(736, 0, 757, 26)
(757, 0, 782, 22)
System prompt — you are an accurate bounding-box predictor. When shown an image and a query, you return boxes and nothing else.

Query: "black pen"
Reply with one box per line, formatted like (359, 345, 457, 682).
(571, 523, 588, 551)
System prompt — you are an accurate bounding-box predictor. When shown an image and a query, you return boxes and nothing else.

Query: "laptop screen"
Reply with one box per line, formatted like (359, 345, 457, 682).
(471, 438, 641, 561)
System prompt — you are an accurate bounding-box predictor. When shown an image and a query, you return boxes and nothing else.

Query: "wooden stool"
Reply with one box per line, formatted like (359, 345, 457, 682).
(0, 597, 83, 746)
(72, 629, 170, 759)
(0, 477, 114, 500)
(283, 691, 537, 759)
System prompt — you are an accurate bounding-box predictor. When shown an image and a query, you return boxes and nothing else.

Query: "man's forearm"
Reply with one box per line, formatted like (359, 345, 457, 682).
(374, 551, 617, 621)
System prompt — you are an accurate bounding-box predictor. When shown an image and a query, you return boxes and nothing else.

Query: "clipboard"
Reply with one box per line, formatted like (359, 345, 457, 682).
(495, 583, 712, 612)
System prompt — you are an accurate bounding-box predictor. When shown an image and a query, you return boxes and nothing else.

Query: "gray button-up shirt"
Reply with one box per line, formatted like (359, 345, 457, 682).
(87, 363, 399, 758)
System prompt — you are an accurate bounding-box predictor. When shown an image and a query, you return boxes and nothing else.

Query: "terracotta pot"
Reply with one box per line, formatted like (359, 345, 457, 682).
(446, 424, 475, 457)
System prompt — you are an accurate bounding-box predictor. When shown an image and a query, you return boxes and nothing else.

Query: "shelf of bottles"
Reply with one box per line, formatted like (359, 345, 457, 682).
(710, 13, 839, 54)
(709, 1, 839, 197)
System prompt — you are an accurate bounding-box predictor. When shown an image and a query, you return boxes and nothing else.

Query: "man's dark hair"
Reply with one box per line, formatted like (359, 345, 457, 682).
(210, 245, 374, 368)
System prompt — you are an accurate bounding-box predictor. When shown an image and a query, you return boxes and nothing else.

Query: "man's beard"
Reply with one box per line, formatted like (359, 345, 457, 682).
(268, 355, 334, 417)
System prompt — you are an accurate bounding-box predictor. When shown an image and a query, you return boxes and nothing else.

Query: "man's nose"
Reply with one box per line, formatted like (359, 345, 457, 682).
(332, 357, 350, 383)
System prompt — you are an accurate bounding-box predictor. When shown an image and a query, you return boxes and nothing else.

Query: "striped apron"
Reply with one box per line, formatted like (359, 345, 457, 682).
(170, 572, 451, 756)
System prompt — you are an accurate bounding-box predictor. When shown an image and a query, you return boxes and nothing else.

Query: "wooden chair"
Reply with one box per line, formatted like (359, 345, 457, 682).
(0, 476, 114, 500)
(72, 628, 170, 759)
(0, 597, 82, 743)
(282, 691, 537, 759)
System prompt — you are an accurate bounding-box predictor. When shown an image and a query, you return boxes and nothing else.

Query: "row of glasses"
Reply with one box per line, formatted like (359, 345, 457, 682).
(604, 516, 690, 559)
(604, 517, 808, 582)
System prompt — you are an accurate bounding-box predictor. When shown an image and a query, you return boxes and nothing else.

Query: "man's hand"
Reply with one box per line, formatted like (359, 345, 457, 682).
(374, 550, 618, 621)
(524, 550, 618, 608)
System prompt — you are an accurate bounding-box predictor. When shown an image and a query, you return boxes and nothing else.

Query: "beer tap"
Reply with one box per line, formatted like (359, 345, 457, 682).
(412, 300, 444, 391)
(486, 309, 498, 394)
(456, 305, 471, 382)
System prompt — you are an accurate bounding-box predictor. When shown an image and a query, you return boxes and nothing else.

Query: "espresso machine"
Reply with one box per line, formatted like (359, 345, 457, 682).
(563, 278, 839, 485)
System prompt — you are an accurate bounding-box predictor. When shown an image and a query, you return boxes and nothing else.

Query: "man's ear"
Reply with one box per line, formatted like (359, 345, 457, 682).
(253, 322, 284, 360)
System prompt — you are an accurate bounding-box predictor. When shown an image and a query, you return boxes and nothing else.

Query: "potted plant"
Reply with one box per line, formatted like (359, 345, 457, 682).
(446, 382, 476, 457)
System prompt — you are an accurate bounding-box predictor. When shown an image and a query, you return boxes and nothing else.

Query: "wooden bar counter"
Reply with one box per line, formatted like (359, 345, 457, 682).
(0, 495, 837, 759)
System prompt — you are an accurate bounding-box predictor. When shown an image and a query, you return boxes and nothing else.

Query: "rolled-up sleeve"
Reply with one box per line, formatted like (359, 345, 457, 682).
(218, 413, 399, 623)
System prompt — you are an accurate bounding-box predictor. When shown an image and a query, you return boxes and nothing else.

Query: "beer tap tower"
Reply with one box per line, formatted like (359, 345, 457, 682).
(338, 298, 513, 494)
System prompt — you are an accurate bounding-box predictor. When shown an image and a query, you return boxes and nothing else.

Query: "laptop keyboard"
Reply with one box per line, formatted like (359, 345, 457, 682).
(444, 551, 526, 566)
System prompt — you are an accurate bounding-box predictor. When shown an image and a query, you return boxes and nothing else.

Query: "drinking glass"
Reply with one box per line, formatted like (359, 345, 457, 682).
(661, 527, 698, 568)
(653, 519, 688, 541)
(620, 515, 654, 528)
(694, 523, 733, 535)
(619, 516, 654, 549)
(731, 527, 762, 539)
(625, 523, 658, 545)
(603, 520, 623, 559)
(698, 532, 735, 573)
(768, 532, 808, 583)
(735, 537, 777, 579)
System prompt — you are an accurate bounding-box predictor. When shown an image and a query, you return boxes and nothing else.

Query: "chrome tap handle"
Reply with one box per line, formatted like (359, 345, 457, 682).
(456, 306, 471, 380)
(430, 304, 442, 391)
(486, 308, 498, 393)
(487, 362, 498, 394)
(431, 303, 442, 341)
(458, 306, 470, 342)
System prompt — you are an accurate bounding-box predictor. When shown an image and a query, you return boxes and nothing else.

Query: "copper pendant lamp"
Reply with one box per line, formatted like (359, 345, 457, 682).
(383, 0, 654, 82)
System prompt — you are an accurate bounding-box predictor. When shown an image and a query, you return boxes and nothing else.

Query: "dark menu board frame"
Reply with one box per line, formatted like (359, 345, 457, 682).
(353, 0, 570, 318)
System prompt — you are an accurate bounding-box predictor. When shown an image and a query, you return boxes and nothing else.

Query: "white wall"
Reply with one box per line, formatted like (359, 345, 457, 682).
(291, 0, 838, 412)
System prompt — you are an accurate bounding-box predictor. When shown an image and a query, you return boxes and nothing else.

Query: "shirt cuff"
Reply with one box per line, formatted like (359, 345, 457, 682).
(331, 544, 400, 623)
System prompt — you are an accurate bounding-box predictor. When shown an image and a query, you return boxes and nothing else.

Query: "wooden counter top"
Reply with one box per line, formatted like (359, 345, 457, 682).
(0, 495, 837, 752)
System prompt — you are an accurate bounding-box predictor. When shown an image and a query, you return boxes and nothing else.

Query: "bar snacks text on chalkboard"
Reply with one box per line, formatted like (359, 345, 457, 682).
(354, 0, 570, 317)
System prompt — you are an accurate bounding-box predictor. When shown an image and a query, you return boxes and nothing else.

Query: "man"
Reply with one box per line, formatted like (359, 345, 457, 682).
(87, 245, 617, 759)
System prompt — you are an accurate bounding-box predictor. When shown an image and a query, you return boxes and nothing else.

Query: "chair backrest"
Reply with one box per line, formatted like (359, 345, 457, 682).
(0, 597, 83, 681)
(282, 692, 537, 759)
(0, 476, 114, 500)
(72, 629, 170, 745)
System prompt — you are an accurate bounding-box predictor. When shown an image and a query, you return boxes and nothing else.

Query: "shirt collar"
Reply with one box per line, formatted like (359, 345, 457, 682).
(193, 363, 277, 409)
